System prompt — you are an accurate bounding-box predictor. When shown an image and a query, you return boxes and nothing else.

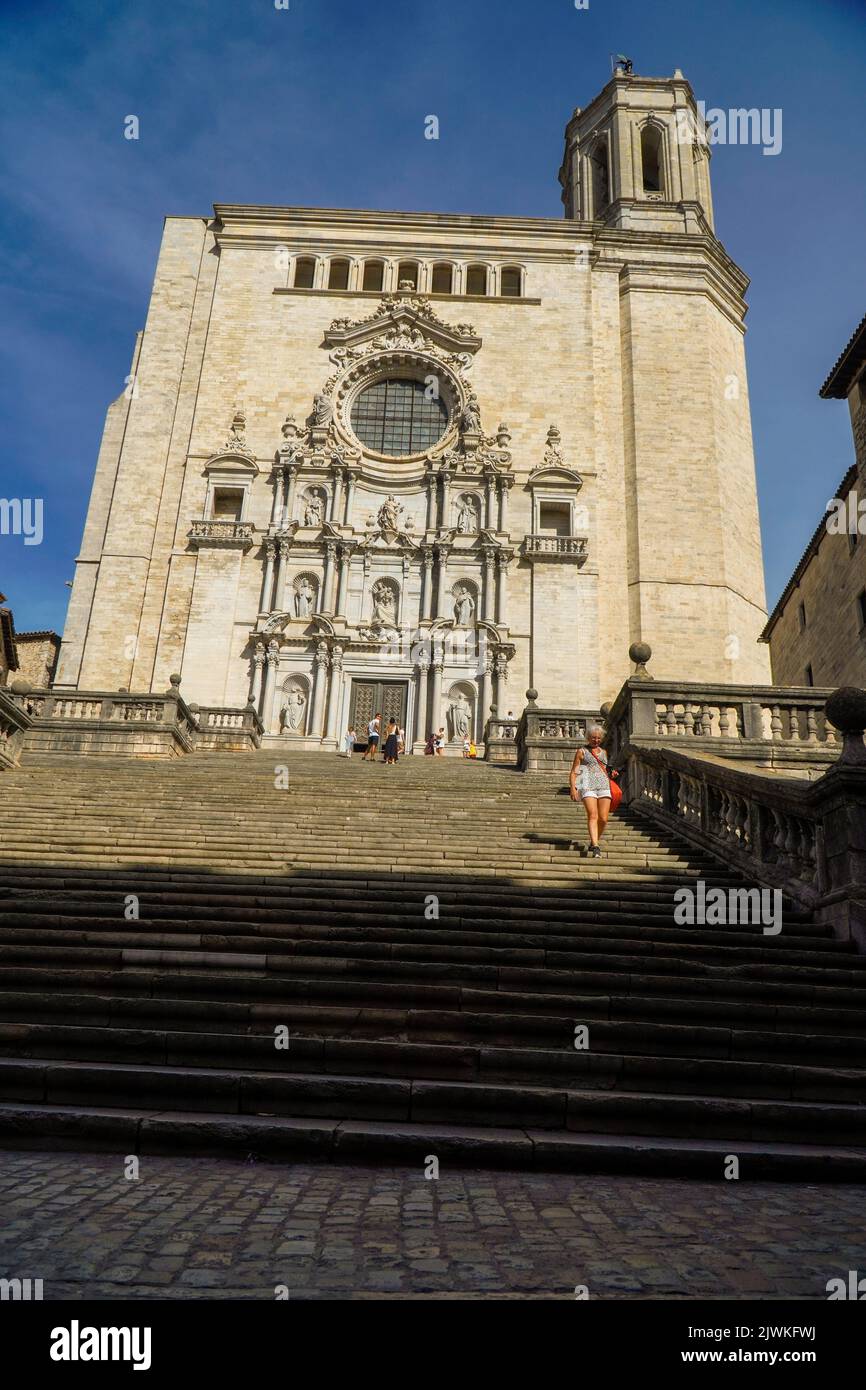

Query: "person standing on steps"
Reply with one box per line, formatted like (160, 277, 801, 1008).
(570, 726, 612, 858)
(343, 725, 357, 758)
(382, 717, 399, 765)
(363, 712, 381, 761)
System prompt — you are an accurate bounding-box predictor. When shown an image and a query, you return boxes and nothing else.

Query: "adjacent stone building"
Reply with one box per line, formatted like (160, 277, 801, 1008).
(763, 312, 866, 688)
(55, 68, 772, 749)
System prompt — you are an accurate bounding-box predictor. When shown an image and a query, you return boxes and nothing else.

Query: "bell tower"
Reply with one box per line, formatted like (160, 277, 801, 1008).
(559, 67, 714, 235)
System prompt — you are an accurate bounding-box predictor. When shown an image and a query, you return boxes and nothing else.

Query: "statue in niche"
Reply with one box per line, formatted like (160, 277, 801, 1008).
(377, 495, 402, 531)
(281, 687, 307, 733)
(304, 493, 324, 527)
(372, 581, 397, 626)
(460, 392, 482, 433)
(313, 392, 333, 427)
(449, 690, 471, 741)
(294, 577, 315, 618)
(453, 586, 475, 627)
(457, 497, 478, 533)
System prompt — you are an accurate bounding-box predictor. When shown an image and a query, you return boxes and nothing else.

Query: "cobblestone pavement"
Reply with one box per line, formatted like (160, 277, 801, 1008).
(1, 1151, 863, 1300)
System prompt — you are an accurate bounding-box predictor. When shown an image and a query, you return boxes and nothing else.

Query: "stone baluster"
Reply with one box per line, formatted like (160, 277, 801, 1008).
(770, 704, 783, 740)
(260, 539, 277, 613)
(249, 641, 266, 707)
(324, 645, 344, 743)
(262, 641, 280, 732)
(806, 706, 818, 743)
(719, 705, 730, 738)
(322, 541, 337, 613)
(310, 642, 330, 737)
(415, 654, 430, 743)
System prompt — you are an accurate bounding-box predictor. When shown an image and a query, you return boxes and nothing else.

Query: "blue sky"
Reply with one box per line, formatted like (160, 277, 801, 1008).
(1, 0, 864, 633)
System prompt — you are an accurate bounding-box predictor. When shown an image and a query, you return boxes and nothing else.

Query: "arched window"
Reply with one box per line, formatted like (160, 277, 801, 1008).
(397, 261, 419, 290)
(465, 265, 488, 296)
(641, 125, 664, 194)
(500, 266, 522, 298)
(431, 262, 453, 294)
(328, 258, 350, 290)
(293, 256, 316, 289)
(590, 141, 610, 214)
(362, 260, 384, 292)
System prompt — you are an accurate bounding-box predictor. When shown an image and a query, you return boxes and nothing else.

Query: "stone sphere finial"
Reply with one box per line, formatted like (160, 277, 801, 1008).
(600, 702, 611, 720)
(525, 688, 538, 707)
(169, 673, 182, 688)
(629, 641, 653, 680)
(10, 679, 33, 696)
(825, 687, 866, 766)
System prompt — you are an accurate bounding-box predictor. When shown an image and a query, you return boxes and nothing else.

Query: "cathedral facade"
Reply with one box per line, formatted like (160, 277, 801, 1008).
(56, 69, 772, 750)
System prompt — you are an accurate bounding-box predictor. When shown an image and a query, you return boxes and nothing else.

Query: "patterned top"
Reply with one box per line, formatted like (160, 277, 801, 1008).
(575, 746, 611, 798)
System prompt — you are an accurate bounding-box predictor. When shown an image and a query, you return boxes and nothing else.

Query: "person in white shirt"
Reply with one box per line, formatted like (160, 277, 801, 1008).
(363, 713, 381, 761)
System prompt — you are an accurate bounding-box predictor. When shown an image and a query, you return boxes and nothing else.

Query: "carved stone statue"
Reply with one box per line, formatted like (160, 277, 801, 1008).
(294, 577, 315, 618)
(304, 493, 324, 527)
(377, 495, 402, 531)
(372, 581, 397, 626)
(453, 586, 475, 627)
(281, 687, 306, 733)
(460, 392, 482, 433)
(457, 497, 478, 533)
(449, 690, 471, 741)
(313, 392, 333, 427)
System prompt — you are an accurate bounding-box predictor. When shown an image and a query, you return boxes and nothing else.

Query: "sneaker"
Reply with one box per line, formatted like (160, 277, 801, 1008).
(590, 845, 602, 859)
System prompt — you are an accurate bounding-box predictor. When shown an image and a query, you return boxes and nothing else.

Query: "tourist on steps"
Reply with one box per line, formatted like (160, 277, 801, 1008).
(363, 713, 381, 761)
(569, 726, 612, 858)
(423, 733, 435, 756)
(382, 718, 400, 765)
(343, 726, 357, 758)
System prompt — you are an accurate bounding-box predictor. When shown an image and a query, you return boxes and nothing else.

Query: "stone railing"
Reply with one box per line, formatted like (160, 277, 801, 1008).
(191, 702, 264, 751)
(8, 678, 199, 758)
(483, 715, 519, 764)
(606, 674, 839, 770)
(516, 692, 603, 771)
(188, 519, 256, 549)
(521, 535, 588, 563)
(0, 686, 33, 770)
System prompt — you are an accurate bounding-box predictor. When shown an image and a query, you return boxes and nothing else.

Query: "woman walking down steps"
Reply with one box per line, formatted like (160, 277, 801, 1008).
(569, 725, 612, 858)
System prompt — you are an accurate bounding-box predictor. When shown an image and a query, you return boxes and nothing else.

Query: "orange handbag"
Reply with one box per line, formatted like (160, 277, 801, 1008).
(591, 748, 622, 811)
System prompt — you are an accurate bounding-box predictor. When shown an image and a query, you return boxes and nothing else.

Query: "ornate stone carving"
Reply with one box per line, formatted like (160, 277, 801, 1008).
(456, 495, 479, 533)
(453, 584, 476, 627)
(377, 495, 403, 531)
(312, 393, 333, 427)
(293, 574, 317, 618)
(371, 578, 398, 626)
(302, 489, 326, 527)
(460, 392, 482, 433)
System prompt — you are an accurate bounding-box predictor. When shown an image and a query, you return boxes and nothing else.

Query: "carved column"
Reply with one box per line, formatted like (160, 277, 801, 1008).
(343, 471, 356, 526)
(336, 544, 352, 617)
(263, 641, 280, 732)
(415, 654, 430, 743)
(496, 551, 510, 626)
(274, 538, 290, 613)
(435, 544, 451, 619)
(494, 650, 509, 712)
(430, 647, 444, 737)
(260, 539, 277, 613)
(310, 641, 329, 737)
(270, 469, 285, 527)
(438, 471, 451, 530)
(329, 468, 344, 522)
(481, 651, 494, 744)
(421, 549, 435, 620)
(249, 641, 266, 706)
(485, 474, 496, 530)
(325, 644, 344, 743)
(498, 479, 510, 533)
(284, 465, 299, 526)
(483, 547, 496, 621)
(322, 540, 337, 613)
(399, 556, 411, 626)
(425, 475, 437, 531)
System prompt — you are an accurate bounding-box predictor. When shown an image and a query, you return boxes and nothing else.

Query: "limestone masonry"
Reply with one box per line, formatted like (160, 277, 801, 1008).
(56, 70, 772, 750)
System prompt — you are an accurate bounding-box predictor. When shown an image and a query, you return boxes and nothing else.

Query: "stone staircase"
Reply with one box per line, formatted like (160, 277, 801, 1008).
(0, 750, 865, 1178)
